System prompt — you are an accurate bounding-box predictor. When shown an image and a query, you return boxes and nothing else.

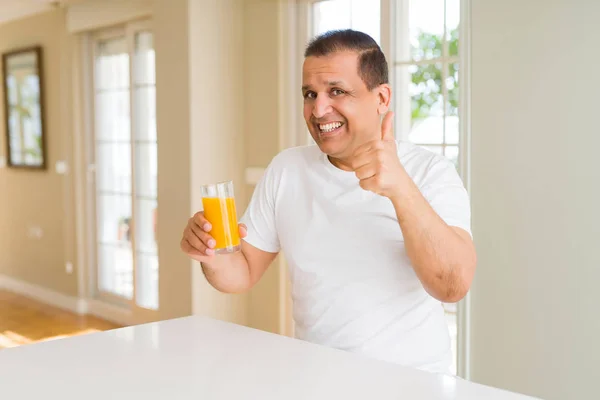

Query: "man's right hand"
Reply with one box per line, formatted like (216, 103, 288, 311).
(180, 211, 276, 294)
(180, 211, 248, 263)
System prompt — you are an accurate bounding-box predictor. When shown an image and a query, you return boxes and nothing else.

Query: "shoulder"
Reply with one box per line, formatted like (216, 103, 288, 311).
(396, 140, 461, 187)
(255, 145, 320, 192)
(268, 144, 321, 172)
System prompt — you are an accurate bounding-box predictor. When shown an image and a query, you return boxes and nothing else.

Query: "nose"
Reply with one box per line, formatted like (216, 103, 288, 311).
(312, 93, 333, 119)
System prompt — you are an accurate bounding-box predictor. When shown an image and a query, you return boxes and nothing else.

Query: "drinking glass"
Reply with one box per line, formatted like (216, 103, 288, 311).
(200, 181, 241, 254)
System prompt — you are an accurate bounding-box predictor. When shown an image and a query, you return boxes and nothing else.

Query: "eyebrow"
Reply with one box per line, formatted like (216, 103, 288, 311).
(302, 80, 346, 91)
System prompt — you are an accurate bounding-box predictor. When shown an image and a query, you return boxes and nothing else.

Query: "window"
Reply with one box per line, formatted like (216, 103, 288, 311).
(393, 0, 461, 169)
(303, 0, 466, 375)
(91, 23, 158, 311)
(392, 0, 463, 375)
(311, 0, 380, 43)
(303, 0, 381, 145)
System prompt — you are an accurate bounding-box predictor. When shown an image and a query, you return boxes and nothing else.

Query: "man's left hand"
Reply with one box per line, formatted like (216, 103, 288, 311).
(352, 112, 408, 199)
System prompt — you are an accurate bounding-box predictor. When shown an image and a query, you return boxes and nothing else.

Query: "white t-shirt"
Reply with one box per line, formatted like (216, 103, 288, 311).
(240, 140, 472, 374)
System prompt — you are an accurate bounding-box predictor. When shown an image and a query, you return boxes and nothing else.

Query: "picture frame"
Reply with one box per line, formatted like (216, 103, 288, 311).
(2, 46, 47, 170)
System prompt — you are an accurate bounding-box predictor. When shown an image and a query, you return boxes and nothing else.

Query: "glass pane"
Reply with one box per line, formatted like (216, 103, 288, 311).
(95, 37, 129, 90)
(407, 63, 445, 144)
(134, 31, 155, 86)
(96, 194, 132, 244)
(8, 109, 22, 163)
(135, 198, 158, 254)
(445, 62, 459, 144)
(446, 0, 460, 56)
(96, 142, 132, 193)
(350, 0, 380, 44)
(409, 0, 444, 61)
(98, 244, 133, 299)
(445, 145, 459, 168)
(96, 193, 133, 299)
(95, 90, 130, 141)
(313, 1, 351, 36)
(445, 310, 458, 376)
(135, 142, 157, 198)
(447, 62, 459, 116)
(136, 252, 159, 310)
(443, 302, 457, 313)
(6, 75, 18, 105)
(312, 0, 380, 44)
(445, 116, 459, 144)
(94, 35, 133, 301)
(134, 87, 156, 141)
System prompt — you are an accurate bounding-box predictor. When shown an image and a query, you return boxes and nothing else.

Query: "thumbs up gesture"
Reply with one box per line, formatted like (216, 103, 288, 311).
(351, 112, 408, 199)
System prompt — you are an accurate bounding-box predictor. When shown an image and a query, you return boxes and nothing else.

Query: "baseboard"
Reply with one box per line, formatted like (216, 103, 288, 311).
(0, 274, 131, 326)
(0, 274, 87, 315)
(86, 298, 132, 327)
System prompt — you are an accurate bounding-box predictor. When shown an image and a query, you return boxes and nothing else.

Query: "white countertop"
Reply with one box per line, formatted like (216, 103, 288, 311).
(0, 316, 536, 399)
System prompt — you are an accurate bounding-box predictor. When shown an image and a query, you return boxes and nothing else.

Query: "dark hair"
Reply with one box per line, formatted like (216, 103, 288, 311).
(304, 29, 389, 90)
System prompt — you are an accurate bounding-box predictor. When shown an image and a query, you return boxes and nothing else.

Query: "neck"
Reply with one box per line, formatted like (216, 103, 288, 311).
(328, 155, 354, 171)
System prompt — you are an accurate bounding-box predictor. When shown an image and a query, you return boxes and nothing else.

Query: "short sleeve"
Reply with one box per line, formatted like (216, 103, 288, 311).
(420, 158, 472, 238)
(239, 160, 281, 253)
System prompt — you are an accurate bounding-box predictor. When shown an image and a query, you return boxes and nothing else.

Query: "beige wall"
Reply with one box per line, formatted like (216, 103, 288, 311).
(0, 9, 78, 297)
(243, 0, 291, 335)
(0, 0, 288, 333)
(156, 0, 290, 331)
(187, 0, 248, 325)
(154, 0, 284, 329)
(0, 5, 196, 322)
(244, 0, 282, 168)
(153, 0, 193, 321)
(469, 0, 600, 398)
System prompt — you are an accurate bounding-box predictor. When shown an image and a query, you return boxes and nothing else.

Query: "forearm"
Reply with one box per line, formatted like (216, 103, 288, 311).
(200, 250, 252, 294)
(391, 183, 476, 303)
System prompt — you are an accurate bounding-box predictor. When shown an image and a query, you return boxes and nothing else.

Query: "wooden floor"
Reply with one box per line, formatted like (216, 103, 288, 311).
(0, 290, 119, 350)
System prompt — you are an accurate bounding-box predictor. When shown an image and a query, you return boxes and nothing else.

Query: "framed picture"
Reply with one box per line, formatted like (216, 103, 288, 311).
(2, 46, 46, 169)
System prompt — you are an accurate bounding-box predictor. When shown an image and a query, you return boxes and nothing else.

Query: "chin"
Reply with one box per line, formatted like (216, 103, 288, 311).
(315, 141, 346, 159)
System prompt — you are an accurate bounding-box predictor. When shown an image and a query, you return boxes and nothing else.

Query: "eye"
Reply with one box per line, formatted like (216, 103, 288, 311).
(331, 88, 346, 96)
(303, 91, 316, 100)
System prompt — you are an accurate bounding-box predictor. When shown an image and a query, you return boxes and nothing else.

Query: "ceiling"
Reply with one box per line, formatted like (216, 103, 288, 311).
(0, 0, 62, 26)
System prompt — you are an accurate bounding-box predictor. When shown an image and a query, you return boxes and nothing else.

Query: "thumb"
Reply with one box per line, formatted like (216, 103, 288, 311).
(381, 111, 395, 141)
(238, 223, 248, 238)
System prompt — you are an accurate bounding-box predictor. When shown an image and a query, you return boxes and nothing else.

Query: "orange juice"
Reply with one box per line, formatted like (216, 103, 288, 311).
(201, 197, 240, 251)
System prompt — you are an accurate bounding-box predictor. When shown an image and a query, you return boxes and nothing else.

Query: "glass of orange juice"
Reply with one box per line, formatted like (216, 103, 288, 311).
(200, 180, 241, 254)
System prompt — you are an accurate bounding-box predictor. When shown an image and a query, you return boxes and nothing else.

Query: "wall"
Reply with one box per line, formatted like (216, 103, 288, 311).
(156, 0, 294, 333)
(0, 10, 78, 297)
(153, 0, 193, 321)
(243, 0, 284, 334)
(154, 0, 290, 331)
(469, 0, 600, 398)
(187, 0, 248, 325)
(156, 0, 293, 333)
(0, 0, 289, 332)
(0, 4, 197, 322)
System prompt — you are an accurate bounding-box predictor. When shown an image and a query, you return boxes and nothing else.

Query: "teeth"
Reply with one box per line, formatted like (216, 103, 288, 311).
(319, 122, 342, 132)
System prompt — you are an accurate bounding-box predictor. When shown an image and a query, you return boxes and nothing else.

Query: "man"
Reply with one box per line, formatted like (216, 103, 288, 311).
(181, 30, 476, 374)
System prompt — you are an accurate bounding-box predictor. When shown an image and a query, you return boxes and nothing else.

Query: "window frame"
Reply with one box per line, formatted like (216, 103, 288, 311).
(86, 18, 159, 323)
(293, 0, 472, 378)
(384, 0, 473, 379)
(389, 0, 462, 170)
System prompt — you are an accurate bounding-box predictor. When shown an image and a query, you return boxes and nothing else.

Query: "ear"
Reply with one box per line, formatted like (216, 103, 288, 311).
(376, 84, 392, 115)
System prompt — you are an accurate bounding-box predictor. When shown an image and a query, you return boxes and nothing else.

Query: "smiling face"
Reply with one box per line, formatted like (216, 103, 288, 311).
(302, 51, 391, 168)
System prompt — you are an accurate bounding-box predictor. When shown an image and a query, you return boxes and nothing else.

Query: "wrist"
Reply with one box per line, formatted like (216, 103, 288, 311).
(389, 181, 422, 214)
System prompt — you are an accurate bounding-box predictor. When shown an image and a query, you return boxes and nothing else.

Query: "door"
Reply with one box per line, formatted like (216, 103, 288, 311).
(89, 20, 159, 324)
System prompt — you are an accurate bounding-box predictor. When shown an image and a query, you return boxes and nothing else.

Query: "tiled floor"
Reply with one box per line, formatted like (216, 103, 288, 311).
(0, 290, 119, 350)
